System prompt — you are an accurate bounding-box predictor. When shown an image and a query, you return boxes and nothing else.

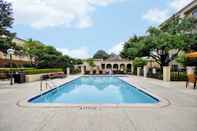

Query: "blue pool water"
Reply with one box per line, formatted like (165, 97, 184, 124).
(30, 76, 159, 104)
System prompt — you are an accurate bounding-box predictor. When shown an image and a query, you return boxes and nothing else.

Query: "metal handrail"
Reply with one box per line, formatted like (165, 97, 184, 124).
(40, 79, 59, 91)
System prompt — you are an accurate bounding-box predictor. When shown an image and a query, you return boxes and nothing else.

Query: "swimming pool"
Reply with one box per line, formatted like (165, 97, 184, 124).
(29, 76, 159, 104)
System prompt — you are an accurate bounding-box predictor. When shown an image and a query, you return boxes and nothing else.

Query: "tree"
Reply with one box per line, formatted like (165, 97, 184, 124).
(176, 52, 187, 67)
(24, 39, 45, 65)
(133, 57, 147, 68)
(121, 17, 197, 69)
(86, 58, 96, 67)
(25, 39, 69, 68)
(0, 0, 16, 53)
(24, 39, 82, 69)
(93, 50, 109, 59)
(120, 35, 148, 60)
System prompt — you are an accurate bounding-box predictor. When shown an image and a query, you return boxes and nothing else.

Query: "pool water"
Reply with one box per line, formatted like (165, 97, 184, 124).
(30, 76, 159, 104)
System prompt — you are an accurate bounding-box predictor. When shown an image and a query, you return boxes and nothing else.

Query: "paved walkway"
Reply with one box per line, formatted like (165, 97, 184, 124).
(0, 75, 197, 131)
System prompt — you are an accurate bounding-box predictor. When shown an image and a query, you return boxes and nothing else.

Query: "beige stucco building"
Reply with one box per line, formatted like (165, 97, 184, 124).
(161, 0, 197, 32)
(174, 0, 197, 18)
(76, 55, 133, 74)
(0, 38, 31, 67)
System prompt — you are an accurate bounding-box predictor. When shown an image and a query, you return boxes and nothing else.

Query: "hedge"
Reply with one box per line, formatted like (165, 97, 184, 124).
(0, 68, 63, 75)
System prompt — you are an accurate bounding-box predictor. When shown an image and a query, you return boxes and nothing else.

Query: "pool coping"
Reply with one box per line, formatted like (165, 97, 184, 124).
(17, 75, 170, 109)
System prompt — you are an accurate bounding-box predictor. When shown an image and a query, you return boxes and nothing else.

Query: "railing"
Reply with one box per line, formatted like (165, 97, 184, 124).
(40, 75, 61, 91)
(147, 68, 163, 80)
(171, 66, 187, 81)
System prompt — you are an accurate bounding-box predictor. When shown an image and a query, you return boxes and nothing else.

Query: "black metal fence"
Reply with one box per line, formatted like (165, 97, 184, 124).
(170, 65, 187, 81)
(147, 68, 163, 80)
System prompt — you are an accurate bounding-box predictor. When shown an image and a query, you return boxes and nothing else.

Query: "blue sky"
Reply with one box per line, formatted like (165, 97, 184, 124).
(8, 0, 193, 58)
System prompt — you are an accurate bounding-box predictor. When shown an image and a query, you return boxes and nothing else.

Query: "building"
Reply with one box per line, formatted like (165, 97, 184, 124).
(0, 37, 32, 67)
(12, 37, 26, 47)
(161, 0, 197, 32)
(76, 54, 133, 74)
(172, 0, 196, 18)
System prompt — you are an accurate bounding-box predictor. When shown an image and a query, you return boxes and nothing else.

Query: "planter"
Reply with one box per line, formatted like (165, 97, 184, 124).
(26, 74, 47, 82)
(163, 66, 171, 81)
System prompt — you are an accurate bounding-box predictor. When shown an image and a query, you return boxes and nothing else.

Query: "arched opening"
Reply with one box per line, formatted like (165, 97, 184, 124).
(101, 64, 105, 69)
(113, 64, 118, 70)
(106, 64, 112, 69)
(120, 64, 126, 73)
(127, 64, 132, 73)
(113, 64, 119, 74)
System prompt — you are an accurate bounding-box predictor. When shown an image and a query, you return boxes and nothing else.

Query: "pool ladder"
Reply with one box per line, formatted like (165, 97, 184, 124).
(40, 79, 59, 91)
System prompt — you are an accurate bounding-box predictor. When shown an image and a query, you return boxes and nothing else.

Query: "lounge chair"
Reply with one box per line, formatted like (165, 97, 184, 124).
(186, 74, 197, 89)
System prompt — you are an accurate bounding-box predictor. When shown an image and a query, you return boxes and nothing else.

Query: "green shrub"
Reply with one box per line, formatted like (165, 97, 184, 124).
(0, 68, 63, 75)
(24, 68, 63, 75)
(71, 68, 81, 74)
(133, 57, 147, 68)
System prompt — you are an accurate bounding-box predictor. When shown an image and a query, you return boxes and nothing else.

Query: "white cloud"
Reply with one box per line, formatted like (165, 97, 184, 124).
(108, 42, 124, 55)
(170, 0, 193, 11)
(7, 0, 124, 29)
(143, 9, 169, 23)
(57, 47, 90, 59)
(143, 0, 194, 24)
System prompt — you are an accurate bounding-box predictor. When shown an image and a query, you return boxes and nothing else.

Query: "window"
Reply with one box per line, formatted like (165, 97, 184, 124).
(192, 8, 197, 17)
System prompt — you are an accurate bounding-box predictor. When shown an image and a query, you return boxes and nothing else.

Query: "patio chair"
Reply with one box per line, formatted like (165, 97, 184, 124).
(186, 74, 197, 89)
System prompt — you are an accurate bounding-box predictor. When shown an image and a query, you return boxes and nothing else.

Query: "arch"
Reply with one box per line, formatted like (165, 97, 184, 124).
(106, 64, 112, 69)
(113, 64, 119, 70)
(101, 64, 105, 69)
(120, 64, 126, 72)
(120, 64, 126, 69)
(127, 64, 132, 72)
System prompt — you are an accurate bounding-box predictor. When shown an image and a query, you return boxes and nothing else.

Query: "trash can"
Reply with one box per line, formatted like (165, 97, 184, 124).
(13, 72, 26, 83)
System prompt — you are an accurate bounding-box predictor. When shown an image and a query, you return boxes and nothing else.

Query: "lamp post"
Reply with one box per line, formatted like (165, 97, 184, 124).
(7, 48, 15, 85)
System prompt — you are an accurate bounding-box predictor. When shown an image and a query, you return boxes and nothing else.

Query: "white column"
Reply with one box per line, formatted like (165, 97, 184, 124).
(90, 68, 93, 75)
(81, 66, 85, 74)
(163, 66, 171, 81)
(67, 67, 70, 76)
(143, 66, 148, 77)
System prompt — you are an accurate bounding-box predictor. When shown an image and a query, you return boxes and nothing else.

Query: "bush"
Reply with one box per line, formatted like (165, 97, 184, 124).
(70, 68, 81, 74)
(24, 68, 63, 75)
(0, 68, 63, 75)
(133, 57, 147, 68)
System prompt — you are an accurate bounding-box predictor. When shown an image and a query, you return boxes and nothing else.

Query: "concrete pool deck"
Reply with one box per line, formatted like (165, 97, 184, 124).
(0, 75, 197, 131)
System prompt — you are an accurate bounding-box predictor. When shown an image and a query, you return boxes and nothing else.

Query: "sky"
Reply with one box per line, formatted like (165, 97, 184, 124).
(7, 0, 193, 58)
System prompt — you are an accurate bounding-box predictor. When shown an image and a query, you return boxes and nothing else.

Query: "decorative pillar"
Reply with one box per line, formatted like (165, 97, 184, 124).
(163, 66, 171, 81)
(143, 66, 148, 77)
(90, 68, 93, 75)
(137, 67, 141, 76)
(67, 67, 70, 76)
(96, 66, 100, 74)
(81, 66, 85, 74)
(124, 64, 127, 73)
